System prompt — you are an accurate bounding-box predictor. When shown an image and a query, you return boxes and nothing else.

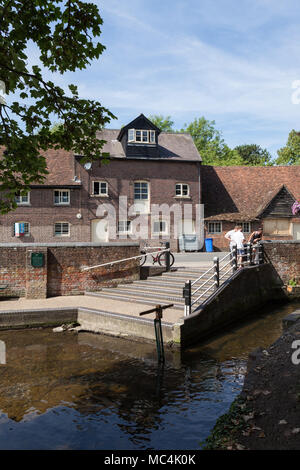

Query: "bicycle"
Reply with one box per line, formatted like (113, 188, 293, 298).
(139, 242, 175, 267)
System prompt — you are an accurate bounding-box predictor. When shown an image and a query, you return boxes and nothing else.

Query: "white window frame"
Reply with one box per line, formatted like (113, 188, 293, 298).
(134, 181, 149, 201)
(118, 220, 132, 234)
(208, 222, 222, 234)
(15, 192, 30, 205)
(175, 183, 190, 198)
(54, 189, 70, 205)
(54, 222, 70, 237)
(242, 222, 251, 233)
(92, 181, 108, 197)
(133, 181, 150, 214)
(13, 222, 30, 237)
(152, 220, 168, 236)
(128, 129, 155, 144)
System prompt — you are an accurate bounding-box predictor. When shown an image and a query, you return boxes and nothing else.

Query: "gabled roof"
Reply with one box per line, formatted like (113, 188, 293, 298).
(202, 165, 300, 221)
(256, 184, 296, 218)
(96, 129, 202, 162)
(117, 113, 161, 141)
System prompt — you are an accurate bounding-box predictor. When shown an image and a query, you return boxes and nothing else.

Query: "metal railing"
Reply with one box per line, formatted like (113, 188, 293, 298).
(82, 242, 171, 272)
(183, 242, 265, 316)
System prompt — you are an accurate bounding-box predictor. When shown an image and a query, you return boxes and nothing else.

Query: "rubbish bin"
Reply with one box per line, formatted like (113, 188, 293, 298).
(205, 238, 213, 252)
(179, 234, 201, 252)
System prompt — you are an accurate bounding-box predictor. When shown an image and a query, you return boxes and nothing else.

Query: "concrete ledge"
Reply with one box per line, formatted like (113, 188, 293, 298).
(77, 307, 181, 345)
(0, 307, 77, 329)
(0, 305, 183, 347)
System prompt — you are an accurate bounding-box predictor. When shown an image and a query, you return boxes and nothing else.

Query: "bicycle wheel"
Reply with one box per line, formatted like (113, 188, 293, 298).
(140, 254, 147, 266)
(158, 252, 175, 267)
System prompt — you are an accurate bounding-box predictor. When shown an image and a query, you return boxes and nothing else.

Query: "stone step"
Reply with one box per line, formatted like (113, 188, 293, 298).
(100, 286, 213, 306)
(116, 282, 214, 296)
(161, 270, 208, 279)
(138, 274, 213, 285)
(101, 287, 185, 303)
(84, 291, 184, 310)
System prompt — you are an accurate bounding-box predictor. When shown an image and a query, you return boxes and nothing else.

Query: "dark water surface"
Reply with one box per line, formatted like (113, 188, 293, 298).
(0, 301, 299, 450)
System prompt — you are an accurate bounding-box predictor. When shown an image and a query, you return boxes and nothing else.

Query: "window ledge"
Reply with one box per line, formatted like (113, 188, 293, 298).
(173, 196, 191, 200)
(90, 194, 109, 198)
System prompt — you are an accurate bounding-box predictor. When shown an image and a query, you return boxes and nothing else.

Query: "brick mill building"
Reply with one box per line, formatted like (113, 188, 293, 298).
(0, 114, 202, 251)
(0, 113, 299, 252)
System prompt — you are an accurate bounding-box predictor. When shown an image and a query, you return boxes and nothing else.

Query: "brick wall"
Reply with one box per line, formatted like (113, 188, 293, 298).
(0, 242, 140, 299)
(262, 241, 300, 285)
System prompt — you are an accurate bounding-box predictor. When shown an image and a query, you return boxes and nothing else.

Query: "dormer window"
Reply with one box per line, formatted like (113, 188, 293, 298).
(128, 129, 155, 144)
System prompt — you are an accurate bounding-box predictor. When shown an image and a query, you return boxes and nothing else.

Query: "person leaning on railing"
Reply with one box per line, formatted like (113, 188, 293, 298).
(229, 226, 245, 268)
(248, 227, 263, 264)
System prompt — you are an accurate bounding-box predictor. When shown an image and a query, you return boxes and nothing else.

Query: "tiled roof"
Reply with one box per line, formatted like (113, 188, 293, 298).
(0, 146, 79, 186)
(38, 148, 79, 186)
(202, 165, 300, 221)
(96, 129, 202, 162)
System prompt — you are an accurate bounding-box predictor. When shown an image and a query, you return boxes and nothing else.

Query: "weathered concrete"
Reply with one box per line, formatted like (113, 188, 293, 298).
(0, 307, 77, 329)
(77, 307, 183, 345)
(181, 264, 287, 348)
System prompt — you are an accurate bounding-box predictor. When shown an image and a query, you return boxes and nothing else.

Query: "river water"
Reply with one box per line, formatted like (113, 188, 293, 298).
(0, 301, 299, 450)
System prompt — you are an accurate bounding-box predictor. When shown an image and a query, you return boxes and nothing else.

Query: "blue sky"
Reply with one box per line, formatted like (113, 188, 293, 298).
(19, 0, 300, 158)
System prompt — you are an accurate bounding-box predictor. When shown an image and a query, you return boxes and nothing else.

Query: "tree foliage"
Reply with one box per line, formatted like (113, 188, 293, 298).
(234, 144, 273, 166)
(180, 117, 244, 165)
(276, 130, 300, 165)
(0, 0, 115, 213)
(148, 114, 174, 132)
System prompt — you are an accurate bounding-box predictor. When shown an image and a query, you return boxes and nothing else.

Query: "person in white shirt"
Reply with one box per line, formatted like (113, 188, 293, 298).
(224, 226, 239, 251)
(230, 226, 245, 268)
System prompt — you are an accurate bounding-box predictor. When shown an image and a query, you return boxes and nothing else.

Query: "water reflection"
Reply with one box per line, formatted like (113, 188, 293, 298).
(0, 301, 298, 450)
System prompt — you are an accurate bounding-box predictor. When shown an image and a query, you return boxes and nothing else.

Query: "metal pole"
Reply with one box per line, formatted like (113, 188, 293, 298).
(258, 243, 264, 264)
(213, 257, 219, 290)
(232, 245, 237, 273)
(165, 241, 170, 272)
(154, 305, 165, 364)
(183, 280, 191, 317)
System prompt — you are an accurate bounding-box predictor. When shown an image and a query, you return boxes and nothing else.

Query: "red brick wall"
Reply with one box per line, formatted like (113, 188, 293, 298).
(0, 243, 140, 299)
(262, 241, 300, 285)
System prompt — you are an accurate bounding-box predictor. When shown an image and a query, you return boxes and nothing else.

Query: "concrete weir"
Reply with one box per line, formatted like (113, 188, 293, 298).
(0, 263, 289, 348)
(0, 300, 184, 347)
